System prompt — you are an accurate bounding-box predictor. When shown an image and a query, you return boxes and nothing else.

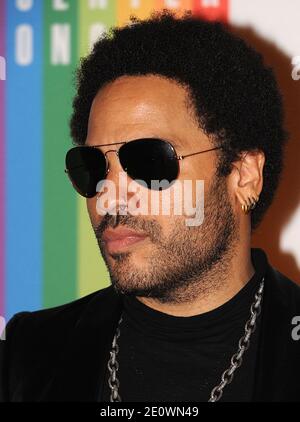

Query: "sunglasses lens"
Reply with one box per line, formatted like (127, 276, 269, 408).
(65, 147, 106, 198)
(119, 139, 179, 190)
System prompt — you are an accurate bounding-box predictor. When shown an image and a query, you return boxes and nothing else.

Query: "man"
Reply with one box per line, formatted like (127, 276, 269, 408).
(1, 10, 300, 402)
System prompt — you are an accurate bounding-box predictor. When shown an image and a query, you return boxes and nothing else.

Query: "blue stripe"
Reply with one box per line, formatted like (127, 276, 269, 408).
(5, 0, 43, 319)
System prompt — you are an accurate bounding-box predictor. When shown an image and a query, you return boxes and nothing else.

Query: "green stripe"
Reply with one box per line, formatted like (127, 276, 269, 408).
(77, 1, 116, 298)
(43, 2, 78, 308)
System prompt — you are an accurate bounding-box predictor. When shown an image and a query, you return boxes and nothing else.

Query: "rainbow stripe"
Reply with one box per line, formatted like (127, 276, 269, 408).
(6, 1, 43, 319)
(1, 0, 228, 320)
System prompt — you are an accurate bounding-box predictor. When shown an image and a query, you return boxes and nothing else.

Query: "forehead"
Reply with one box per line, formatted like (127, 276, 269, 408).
(86, 75, 202, 148)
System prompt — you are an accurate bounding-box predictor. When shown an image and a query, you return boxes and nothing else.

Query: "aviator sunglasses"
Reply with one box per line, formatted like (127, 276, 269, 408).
(65, 138, 221, 198)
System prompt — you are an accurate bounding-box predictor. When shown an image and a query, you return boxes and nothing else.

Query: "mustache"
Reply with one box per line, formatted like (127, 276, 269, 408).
(93, 212, 162, 244)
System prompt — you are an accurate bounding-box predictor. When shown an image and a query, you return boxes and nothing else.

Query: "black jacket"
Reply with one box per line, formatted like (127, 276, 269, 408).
(1, 248, 300, 402)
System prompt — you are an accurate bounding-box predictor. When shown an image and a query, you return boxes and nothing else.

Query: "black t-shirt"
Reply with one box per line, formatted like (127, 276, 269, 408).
(101, 249, 267, 402)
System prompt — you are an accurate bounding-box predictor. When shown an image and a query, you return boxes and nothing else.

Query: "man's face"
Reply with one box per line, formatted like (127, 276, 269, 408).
(86, 74, 238, 303)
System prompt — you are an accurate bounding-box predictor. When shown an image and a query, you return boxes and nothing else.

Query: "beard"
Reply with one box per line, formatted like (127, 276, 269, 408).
(93, 174, 238, 304)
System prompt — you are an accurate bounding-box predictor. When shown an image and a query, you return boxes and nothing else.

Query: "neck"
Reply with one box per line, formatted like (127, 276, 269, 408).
(136, 244, 255, 317)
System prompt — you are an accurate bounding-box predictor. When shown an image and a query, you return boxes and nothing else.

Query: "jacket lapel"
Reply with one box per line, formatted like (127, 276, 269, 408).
(38, 286, 123, 401)
(253, 265, 297, 401)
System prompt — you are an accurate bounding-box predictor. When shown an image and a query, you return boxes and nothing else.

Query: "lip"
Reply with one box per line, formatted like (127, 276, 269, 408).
(102, 227, 148, 253)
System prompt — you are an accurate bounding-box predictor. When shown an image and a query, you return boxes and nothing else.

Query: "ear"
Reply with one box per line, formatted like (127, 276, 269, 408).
(229, 150, 265, 214)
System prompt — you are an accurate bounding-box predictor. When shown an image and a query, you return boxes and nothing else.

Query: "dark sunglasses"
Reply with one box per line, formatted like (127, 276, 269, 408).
(65, 138, 221, 198)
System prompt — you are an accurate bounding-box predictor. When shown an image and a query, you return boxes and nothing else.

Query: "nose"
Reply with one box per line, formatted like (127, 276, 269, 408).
(104, 149, 123, 180)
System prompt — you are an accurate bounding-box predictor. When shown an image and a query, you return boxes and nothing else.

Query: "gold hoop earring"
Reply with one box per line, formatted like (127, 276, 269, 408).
(242, 194, 259, 214)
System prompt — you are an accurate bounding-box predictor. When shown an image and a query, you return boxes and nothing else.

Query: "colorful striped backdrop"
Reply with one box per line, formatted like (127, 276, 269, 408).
(1, 0, 299, 321)
(0, 0, 229, 320)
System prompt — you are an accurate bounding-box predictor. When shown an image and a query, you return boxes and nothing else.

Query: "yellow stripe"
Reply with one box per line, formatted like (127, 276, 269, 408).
(116, 0, 155, 27)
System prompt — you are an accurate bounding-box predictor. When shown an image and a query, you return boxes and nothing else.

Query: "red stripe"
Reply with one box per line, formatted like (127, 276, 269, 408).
(192, 0, 228, 22)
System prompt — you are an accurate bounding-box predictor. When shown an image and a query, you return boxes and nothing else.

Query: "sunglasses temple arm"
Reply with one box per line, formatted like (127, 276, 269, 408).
(178, 146, 222, 160)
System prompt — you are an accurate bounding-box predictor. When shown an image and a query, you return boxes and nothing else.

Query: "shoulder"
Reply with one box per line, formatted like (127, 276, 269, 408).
(268, 265, 300, 308)
(0, 285, 119, 401)
(4, 284, 116, 338)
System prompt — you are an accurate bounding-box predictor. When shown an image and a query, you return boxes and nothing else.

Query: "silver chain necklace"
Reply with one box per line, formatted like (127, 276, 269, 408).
(107, 277, 264, 402)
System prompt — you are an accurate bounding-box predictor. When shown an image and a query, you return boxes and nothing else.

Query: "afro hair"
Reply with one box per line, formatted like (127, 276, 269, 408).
(70, 9, 288, 230)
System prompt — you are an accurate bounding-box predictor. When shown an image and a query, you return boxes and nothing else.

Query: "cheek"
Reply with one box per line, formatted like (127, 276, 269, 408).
(178, 161, 211, 197)
(86, 198, 98, 224)
(151, 214, 175, 241)
(165, 179, 207, 220)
